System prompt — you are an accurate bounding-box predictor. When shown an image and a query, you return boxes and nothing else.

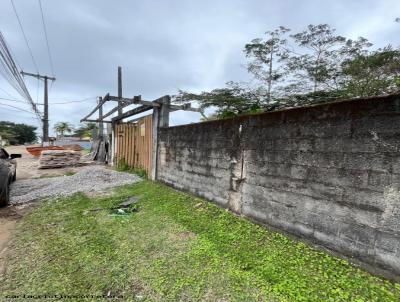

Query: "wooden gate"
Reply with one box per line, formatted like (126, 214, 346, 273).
(115, 115, 153, 176)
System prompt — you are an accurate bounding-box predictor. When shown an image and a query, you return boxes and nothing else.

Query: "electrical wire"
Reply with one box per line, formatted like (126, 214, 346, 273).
(49, 97, 97, 104)
(38, 0, 55, 77)
(10, 0, 39, 73)
(0, 102, 37, 114)
(0, 98, 42, 125)
(0, 96, 30, 104)
(0, 87, 18, 99)
(0, 35, 31, 101)
(36, 77, 40, 104)
(0, 96, 97, 105)
(0, 31, 42, 120)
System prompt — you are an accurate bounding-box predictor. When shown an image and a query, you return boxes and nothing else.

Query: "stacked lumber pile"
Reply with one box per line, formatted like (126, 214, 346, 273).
(39, 150, 81, 169)
(62, 144, 84, 151)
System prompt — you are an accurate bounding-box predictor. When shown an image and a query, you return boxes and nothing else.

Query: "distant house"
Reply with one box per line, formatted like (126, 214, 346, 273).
(0, 135, 8, 147)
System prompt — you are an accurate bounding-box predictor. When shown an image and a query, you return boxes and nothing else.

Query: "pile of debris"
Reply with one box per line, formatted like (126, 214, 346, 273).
(39, 150, 81, 169)
(62, 144, 84, 151)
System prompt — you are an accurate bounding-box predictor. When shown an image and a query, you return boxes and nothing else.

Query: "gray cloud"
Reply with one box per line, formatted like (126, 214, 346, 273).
(0, 0, 399, 133)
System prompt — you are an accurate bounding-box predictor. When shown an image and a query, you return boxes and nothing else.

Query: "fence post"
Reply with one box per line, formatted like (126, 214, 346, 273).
(98, 97, 104, 139)
(159, 95, 170, 127)
(151, 95, 170, 180)
(151, 107, 160, 180)
(110, 122, 115, 165)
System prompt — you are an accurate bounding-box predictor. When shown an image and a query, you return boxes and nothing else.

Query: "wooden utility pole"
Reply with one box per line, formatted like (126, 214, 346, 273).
(111, 66, 123, 165)
(98, 96, 103, 138)
(21, 71, 56, 143)
(118, 66, 122, 115)
(43, 76, 49, 142)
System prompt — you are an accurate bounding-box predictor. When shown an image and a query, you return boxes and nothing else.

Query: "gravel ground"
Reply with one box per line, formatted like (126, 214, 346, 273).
(5, 145, 90, 179)
(10, 166, 142, 204)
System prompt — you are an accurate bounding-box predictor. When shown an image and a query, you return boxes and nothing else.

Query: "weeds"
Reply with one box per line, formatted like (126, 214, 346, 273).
(115, 158, 148, 179)
(1, 181, 399, 301)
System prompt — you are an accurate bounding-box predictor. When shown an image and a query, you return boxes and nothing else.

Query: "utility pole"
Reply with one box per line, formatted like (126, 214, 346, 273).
(98, 96, 103, 138)
(117, 66, 122, 115)
(21, 71, 56, 144)
(111, 66, 123, 165)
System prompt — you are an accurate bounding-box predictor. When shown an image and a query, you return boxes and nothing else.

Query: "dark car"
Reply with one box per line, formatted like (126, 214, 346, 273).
(0, 148, 21, 207)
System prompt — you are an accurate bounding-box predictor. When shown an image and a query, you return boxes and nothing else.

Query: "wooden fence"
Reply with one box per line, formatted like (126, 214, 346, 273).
(114, 115, 153, 176)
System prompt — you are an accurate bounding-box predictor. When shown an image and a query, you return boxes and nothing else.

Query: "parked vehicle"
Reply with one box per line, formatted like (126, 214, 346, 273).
(0, 148, 21, 207)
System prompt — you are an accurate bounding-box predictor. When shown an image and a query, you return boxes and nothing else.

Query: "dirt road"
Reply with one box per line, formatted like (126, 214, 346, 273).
(5, 145, 83, 179)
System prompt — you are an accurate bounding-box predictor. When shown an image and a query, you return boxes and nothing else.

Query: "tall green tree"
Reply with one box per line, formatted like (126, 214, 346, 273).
(54, 122, 73, 138)
(288, 24, 346, 93)
(13, 124, 38, 144)
(0, 121, 37, 145)
(175, 23, 400, 120)
(341, 46, 400, 97)
(73, 123, 98, 139)
(244, 26, 290, 102)
(174, 82, 266, 119)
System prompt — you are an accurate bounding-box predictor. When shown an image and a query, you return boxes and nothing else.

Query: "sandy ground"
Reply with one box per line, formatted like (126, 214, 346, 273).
(5, 145, 86, 179)
(0, 145, 91, 276)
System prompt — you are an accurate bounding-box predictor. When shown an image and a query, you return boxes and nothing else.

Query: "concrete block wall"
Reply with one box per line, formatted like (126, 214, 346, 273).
(157, 118, 241, 206)
(157, 94, 400, 276)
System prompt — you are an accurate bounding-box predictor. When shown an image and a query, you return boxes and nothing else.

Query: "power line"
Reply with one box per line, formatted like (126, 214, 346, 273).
(0, 98, 42, 123)
(0, 31, 41, 120)
(0, 33, 36, 104)
(0, 102, 42, 126)
(0, 86, 18, 99)
(0, 96, 42, 125)
(0, 96, 97, 105)
(0, 102, 37, 114)
(10, 0, 39, 73)
(0, 96, 30, 104)
(38, 0, 55, 77)
(49, 97, 97, 104)
(20, 71, 55, 142)
(36, 77, 40, 104)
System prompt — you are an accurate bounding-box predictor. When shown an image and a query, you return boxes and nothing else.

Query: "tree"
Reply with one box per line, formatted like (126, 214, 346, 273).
(73, 123, 98, 139)
(341, 46, 400, 97)
(312, 37, 373, 98)
(53, 122, 73, 138)
(174, 82, 266, 119)
(13, 124, 38, 144)
(244, 26, 290, 102)
(289, 24, 346, 93)
(176, 23, 400, 120)
(0, 121, 37, 145)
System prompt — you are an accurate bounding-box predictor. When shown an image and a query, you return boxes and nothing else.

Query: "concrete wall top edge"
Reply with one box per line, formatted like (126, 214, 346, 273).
(164, 93, 400, 130)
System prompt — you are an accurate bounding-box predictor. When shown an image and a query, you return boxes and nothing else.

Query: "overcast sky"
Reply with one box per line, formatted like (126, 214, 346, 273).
(0, 0, 399, 136)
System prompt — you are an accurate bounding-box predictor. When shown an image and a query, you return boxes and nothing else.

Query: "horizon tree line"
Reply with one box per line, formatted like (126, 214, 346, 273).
(175, 22, 400, 119)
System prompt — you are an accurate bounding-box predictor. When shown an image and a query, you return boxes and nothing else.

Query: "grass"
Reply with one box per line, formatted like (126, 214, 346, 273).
(36, 171, 76, 179)
(1, 180, 399, 301)
(81, 148, 91, 155)
(116, 159, 148, 179)
(64, 171, 76, 176)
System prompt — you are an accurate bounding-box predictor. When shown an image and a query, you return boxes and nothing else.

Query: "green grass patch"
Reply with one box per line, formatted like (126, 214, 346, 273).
(36, 171, 76, 179)
(1, 181, 399, 301)
(116, 158, 148, 179)
(64, 171, 76, 176)
(81, 148, 91, 155)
